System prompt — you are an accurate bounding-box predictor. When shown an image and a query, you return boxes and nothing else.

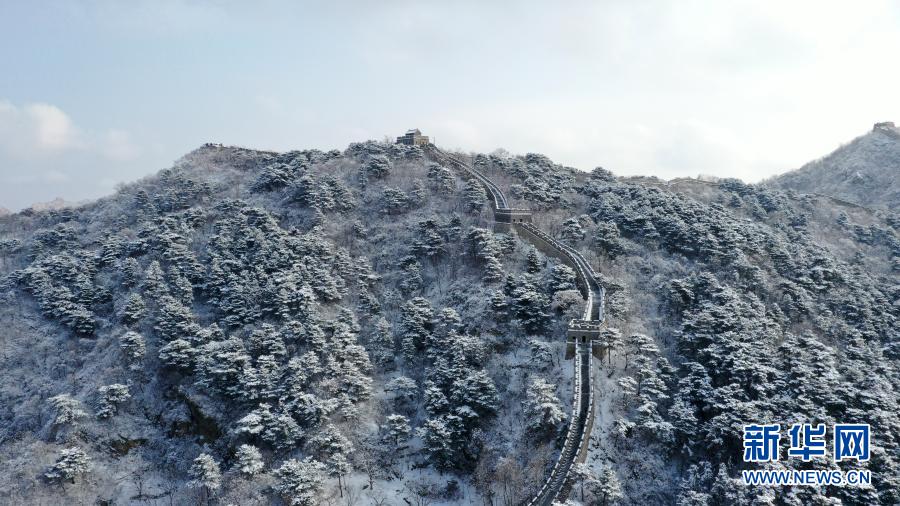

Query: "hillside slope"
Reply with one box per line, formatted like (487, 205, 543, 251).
(0, 141, 899, 505)
(767, 122, 900, 209)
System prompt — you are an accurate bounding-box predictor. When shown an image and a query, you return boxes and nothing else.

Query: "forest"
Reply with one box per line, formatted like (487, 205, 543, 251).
(0, 139, 898, 505)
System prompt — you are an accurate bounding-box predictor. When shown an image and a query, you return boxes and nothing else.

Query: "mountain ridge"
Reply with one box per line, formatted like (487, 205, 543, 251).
(1, 138, 898, 505)
(766, 122, 900, 209)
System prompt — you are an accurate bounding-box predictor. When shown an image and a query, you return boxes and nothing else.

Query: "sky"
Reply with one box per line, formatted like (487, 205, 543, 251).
(1, 0, 899, 211)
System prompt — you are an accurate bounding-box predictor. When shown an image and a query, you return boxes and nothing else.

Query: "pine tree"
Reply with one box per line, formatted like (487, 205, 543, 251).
(523, 378, 566, 438)
(120, 292, 146, 326)
(511, 282, 551, 334)
(234, 444, 264, 476)
(247, 324, 287, 358)
(236, 403, 304, 450)
(463, 179, 487, 213)
(398, 297, 433, 361)
(153, 295, 196, 341)
(489, 290, 509, 315)
(423, 381, 449, 415)
(528, 339, 554, 370)
(429, 308, 462, 359)
(450, 370, 499, 418)
(309, 424, 353, 496)
(357, 286, 382, 317)
(594, 221, 625, 258)
(466, 228, 504, 282)
(158, 338, 196, 370)
(96, 384, 130, 419)
(188, 453, 222, 502)
(591, 465, 624, 506)
(548, 264, 577, 293)
(398, 262, 423, 295)
(366, 317, 395, 369)
(412, 218, 445, 258)
(49, 394, 87, 427)
(171, 272, 194, 305)
(273, 458, 326, 506)
(409, 180, 427, 204)
(365, 155, 392, 180)
(499, 233, 517, 254)
(64, 307, 96, 336)
(561, 217, 585, 242)
(142, 260, 168, 298)
(418, 417, 456, 470)
(427, 163, 456, 193)
(599, 327, 623, 366)
(385, 376, 418, 411)
(45, 447, 91, 484)
(120, 331, 146, 365)
(121, 257, 142, 287)
(382, 187, 408, 214)
(385, 414, 411, 446)
(526, 247, 543, 274)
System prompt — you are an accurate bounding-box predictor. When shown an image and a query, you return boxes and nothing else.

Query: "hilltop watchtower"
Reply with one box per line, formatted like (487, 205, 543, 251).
(396, 128, 430, 146)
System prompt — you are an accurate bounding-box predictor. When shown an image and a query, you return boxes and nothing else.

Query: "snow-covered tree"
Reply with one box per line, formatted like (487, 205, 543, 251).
(365, 155, 392, 180)
(366, 317, 395, 369)
(398, 297, 433, 361)
(511, 280, 551, 334)
(121, 257, 142, 287)
(45, 447, 91, 484)
(119, 330, 146, 365)
(418, 417, 457, 470)
(309, 424, 353, 495)
(96, 383, 130, 419)
(548, 264, 577, 293)
(427, 163, 456, 193)
(188, 453, 222, 501)
(561, 216, 585, 242)
(450, 370, 499, 418)
(526, 247, 543, 273)
(120, 292, 145, 325)
(49, 394, 87, 427)
(236, 403, 304, 451)
(591, 465, 624, 506)
(466, 227, 504, 282)
(382, 187, 408, 214)
(523, 378, 566, 439)
(158, 338, 196, 370)
(385, 376, 418, 411)
(273, 458, 326, 506)
(385, 413, 411, 446)
(594, 221, 624, 258)
(463, 179, 487, 213)
(234, 444, 264, 477)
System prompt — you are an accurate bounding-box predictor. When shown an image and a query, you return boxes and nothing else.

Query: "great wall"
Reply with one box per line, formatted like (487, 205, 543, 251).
(423, 144, 605, 506)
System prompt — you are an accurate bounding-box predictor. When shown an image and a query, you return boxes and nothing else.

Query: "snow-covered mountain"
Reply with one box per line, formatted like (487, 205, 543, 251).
(1, 140, 898, 505)
(767, 122, 900, 209)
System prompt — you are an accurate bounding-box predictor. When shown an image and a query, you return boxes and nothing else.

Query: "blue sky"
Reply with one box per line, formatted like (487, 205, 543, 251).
(2, 1, 899, 210)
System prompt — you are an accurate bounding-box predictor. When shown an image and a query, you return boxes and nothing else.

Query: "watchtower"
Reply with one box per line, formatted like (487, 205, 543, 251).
(396, 128, 430, 146)
(494, 208, 533, 224)
(566, 319, 605, 360)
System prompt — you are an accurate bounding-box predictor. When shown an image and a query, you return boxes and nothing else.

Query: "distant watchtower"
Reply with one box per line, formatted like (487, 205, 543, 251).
(396, 128, 430, 146)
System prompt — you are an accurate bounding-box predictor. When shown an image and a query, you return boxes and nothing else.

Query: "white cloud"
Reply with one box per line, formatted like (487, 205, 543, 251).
(0, 100, 82, 157)
(0, 99, 139, 161)
(27, 103, 82, 151)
